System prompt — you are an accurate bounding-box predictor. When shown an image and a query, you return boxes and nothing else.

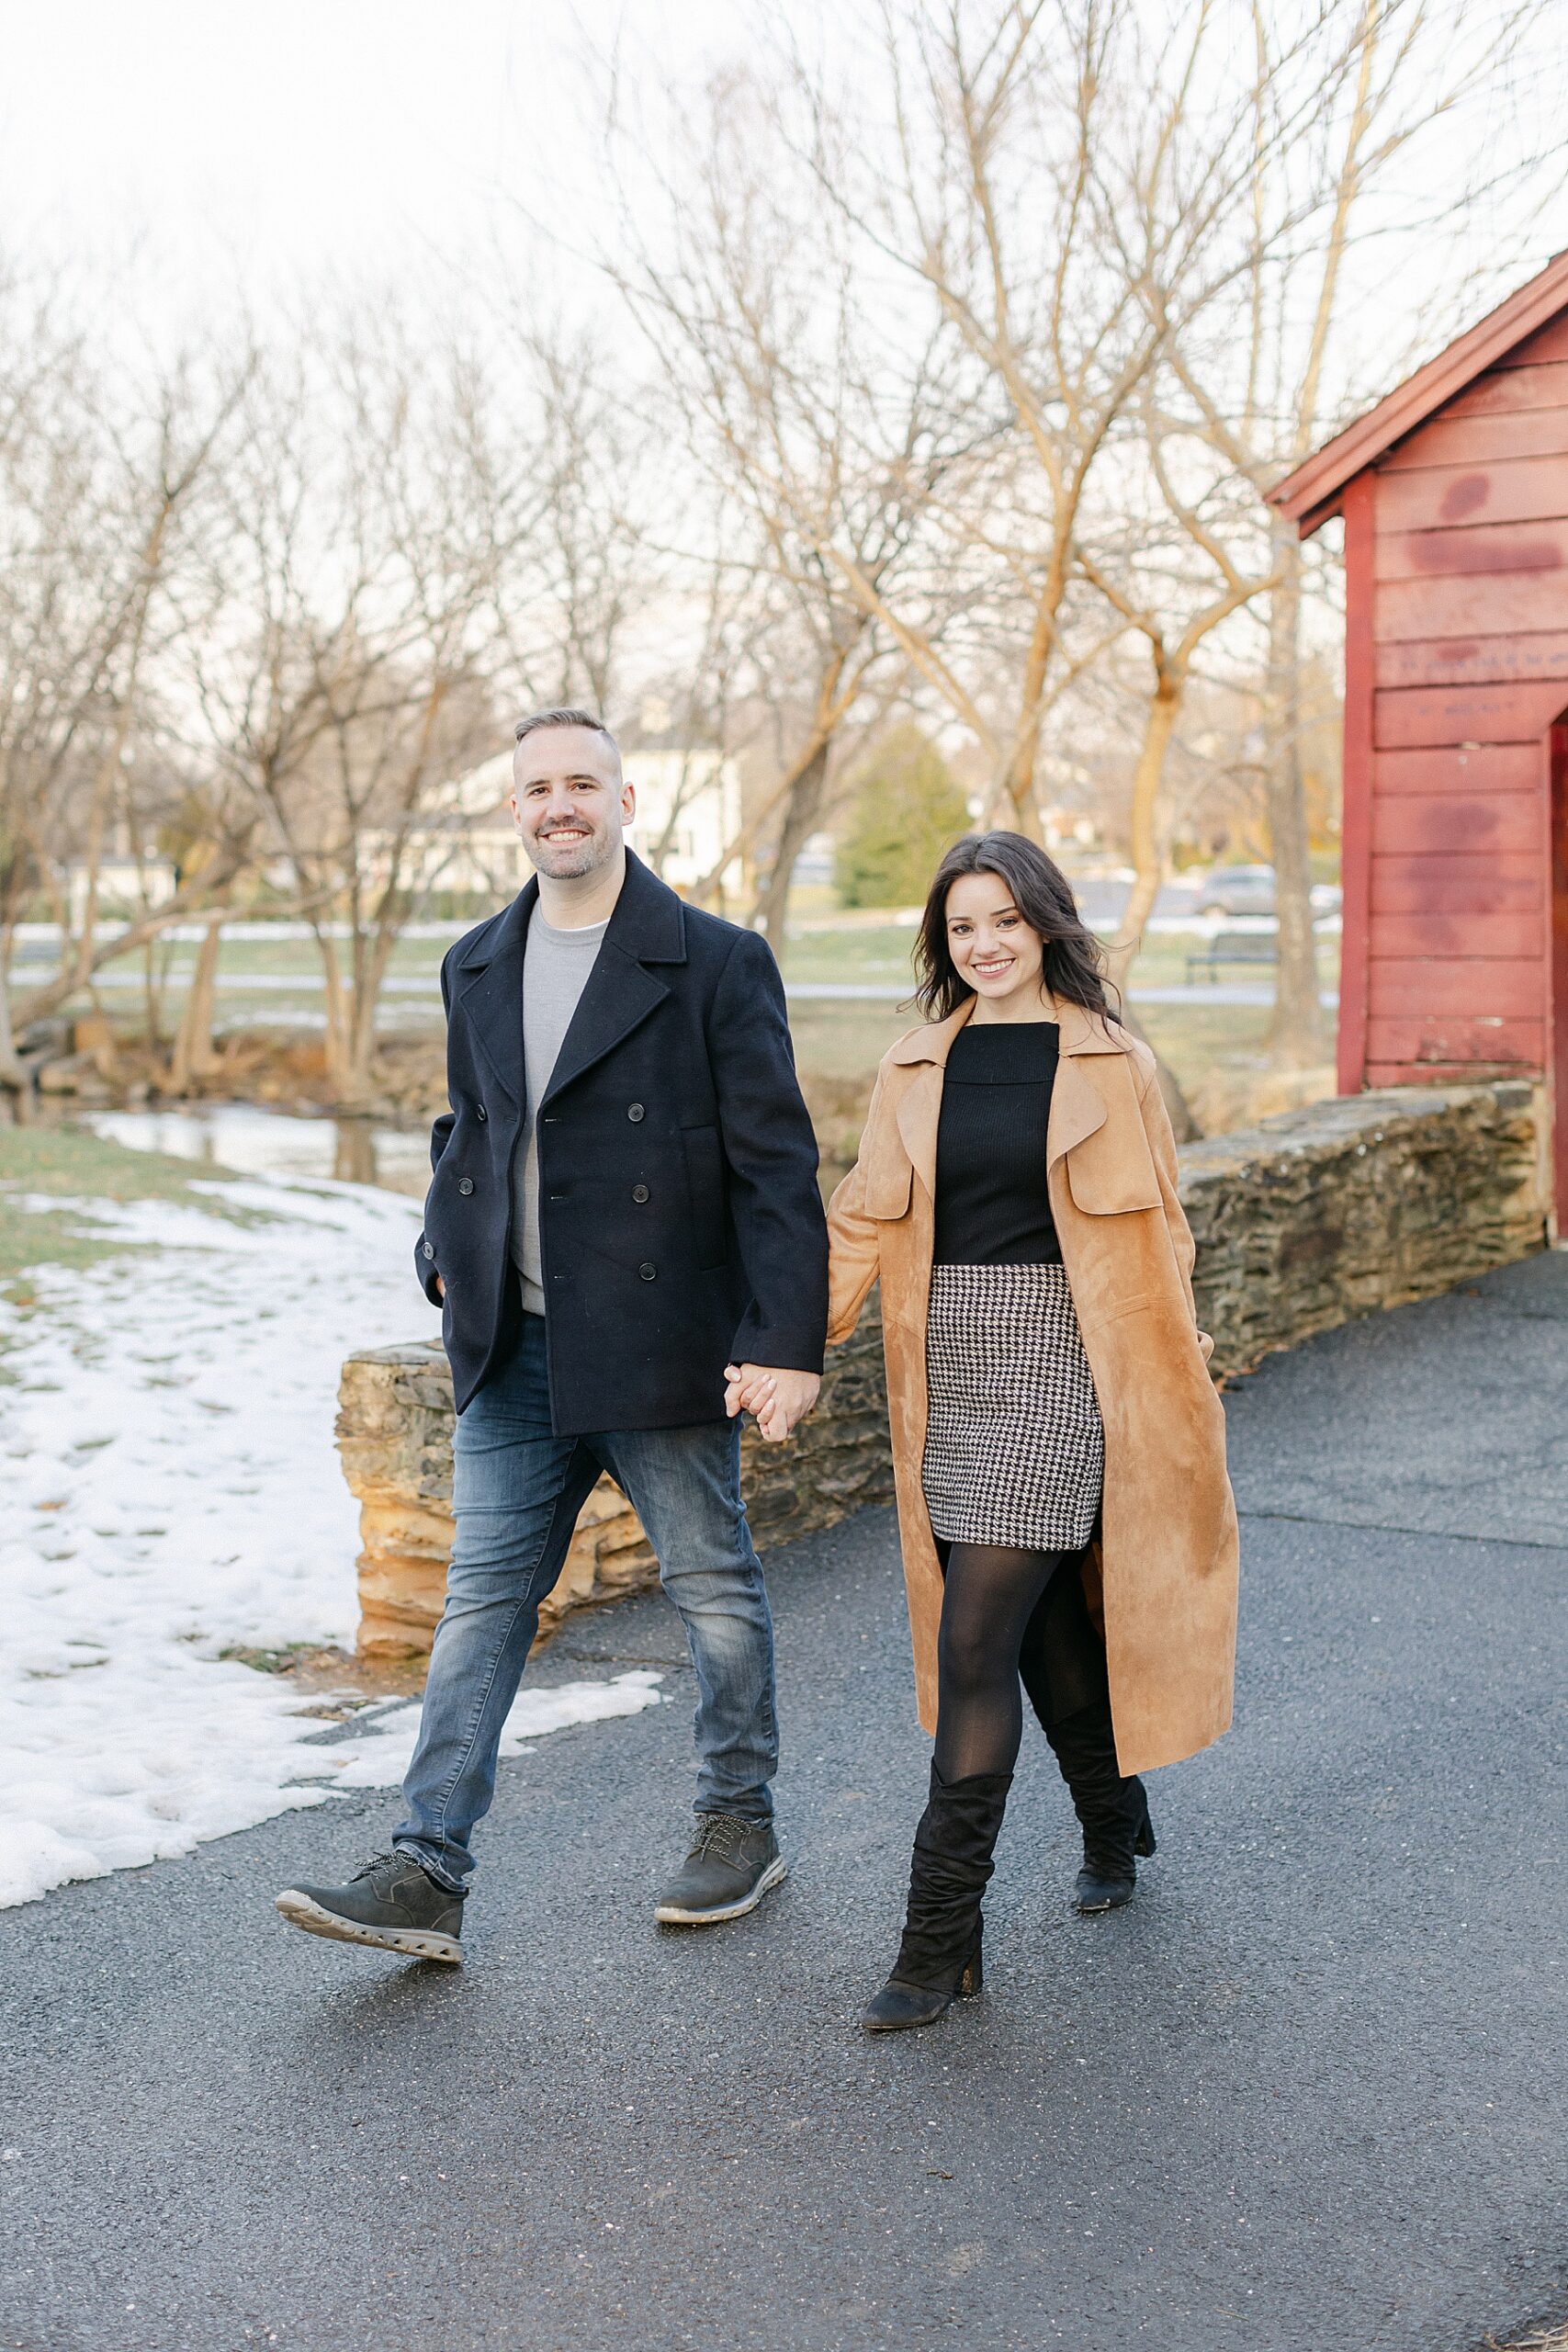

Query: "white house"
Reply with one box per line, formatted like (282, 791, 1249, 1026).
(66, 856, 177, 932)
(623, 746, 741, 892)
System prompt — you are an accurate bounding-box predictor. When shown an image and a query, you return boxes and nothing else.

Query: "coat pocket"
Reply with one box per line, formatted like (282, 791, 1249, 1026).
(864, 1150, 913, 1221)
(681, 1124, 728, 1269)
(1064, 1119, 1161, 1215)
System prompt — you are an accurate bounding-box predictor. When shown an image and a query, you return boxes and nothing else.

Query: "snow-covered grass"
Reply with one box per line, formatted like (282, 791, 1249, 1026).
(0, 1136, 662, 1909)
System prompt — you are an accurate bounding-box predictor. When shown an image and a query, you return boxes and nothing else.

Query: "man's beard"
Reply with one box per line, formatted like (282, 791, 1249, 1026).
(533, 829, 607, 879)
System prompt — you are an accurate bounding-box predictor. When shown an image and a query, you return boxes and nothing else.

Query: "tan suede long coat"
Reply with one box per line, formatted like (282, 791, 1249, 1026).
(826, 995, 1237, 1776)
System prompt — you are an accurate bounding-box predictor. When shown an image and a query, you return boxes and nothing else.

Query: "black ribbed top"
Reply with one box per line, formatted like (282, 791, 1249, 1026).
(931, 1020, 1060, 1266)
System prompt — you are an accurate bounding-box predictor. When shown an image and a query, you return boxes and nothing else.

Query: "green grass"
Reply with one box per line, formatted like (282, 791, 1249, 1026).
(776, 922, 921, 986)
(0, 1123, 260, 1298)
(1134, 1002, 1275, 1097)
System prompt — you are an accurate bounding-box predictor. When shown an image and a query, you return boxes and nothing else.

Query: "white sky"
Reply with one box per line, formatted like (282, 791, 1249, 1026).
(0, 0, 740, 319)
(4, 0, 1562, 376)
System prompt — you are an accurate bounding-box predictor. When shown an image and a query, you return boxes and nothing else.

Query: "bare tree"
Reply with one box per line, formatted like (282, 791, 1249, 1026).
(191, 321, 512, 1105)
(745, 3, 1179, 841)
(598, 60, 987, 936)
(0, 315, 252, 1085)
(1133, 0, 1554, 1062)
(482, 312, 652, 719)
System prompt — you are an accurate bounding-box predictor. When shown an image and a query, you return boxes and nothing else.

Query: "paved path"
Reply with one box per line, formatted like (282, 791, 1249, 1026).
(4, 1259, 1565, 2352)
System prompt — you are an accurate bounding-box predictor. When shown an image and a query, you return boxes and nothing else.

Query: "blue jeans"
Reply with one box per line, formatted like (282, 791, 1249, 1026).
(394, 1313, 777, 1891)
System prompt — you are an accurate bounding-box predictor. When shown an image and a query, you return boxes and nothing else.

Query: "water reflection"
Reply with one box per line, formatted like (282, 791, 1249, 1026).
(85, 1104, 433, 1200)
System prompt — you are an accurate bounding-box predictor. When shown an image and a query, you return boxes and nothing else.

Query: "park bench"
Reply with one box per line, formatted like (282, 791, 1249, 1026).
(1184, 928, 1280, 983)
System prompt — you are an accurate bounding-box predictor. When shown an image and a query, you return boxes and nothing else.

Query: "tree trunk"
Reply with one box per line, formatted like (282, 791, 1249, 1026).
(168, 917, 223, 1093)
(141, 941, 164, 1051)
(992, 711, 1044, 840)
(992, 771, 1043, 841)
(1117, 1002, 1201, 1142)
(1100, 668, 1199, 1137)
(754, 738, 831, 946)
(0, 926, 31, 1120)
(1106, 669, 1180, 993)
(345, 920, 397, 1104)
(316, 928, 358, 1103)
(1263, 523, 1325, 1068)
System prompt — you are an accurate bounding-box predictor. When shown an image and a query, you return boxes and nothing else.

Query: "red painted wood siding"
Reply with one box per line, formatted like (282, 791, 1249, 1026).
(1377, 455, 1568, 532)
(1495, 313, 1568, 368)
(1347, 315, 1568, 1094)
(1374, 516, 1568, 579)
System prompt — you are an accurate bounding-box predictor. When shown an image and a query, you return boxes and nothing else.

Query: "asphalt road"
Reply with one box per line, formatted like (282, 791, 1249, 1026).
(4, 1258, 1565, 2352)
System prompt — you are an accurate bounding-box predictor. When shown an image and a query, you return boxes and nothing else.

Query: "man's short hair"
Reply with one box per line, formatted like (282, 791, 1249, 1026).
(513, 706, 620, 761)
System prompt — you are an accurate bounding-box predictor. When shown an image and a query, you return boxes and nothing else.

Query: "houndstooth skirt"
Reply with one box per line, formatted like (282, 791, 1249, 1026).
(921, 1261, 1104, 1551)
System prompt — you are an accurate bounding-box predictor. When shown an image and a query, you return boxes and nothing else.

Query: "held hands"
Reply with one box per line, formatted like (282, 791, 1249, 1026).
(724, 1363, 821, 1442)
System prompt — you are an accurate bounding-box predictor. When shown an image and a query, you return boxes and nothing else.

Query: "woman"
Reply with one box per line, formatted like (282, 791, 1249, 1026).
(744, 832, 1236, 2031)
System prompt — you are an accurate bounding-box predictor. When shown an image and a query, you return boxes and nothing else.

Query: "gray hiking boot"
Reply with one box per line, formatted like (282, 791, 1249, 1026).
(654, 1814, 787, 1926)
(275, 1850, 464, 1964)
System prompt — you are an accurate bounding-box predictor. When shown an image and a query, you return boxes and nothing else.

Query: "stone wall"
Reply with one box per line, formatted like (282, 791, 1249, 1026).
(1185, 1080, 1546, 1374)
(339, 1080, 1546, 1657)
(340, 1310, 892, 1657)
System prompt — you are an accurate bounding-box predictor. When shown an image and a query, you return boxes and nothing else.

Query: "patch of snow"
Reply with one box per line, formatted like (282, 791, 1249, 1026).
(0, 1170, 664, 1909)
(328, 1671, 667, 1791)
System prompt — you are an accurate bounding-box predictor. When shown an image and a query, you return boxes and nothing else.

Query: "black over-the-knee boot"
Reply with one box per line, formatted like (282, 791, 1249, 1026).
(1017, 1562, 1156, 1913)
(862, 1766, 1012, 2032)
(1043, 1699, 1156, 1912)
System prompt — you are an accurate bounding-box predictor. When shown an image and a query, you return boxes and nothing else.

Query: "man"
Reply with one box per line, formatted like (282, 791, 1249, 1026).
(276, 708, 826, 1964)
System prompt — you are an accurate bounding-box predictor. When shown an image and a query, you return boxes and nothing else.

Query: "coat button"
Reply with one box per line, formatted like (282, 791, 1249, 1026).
(638, 1261, 657, 1281)
(627, 1102, 645, 1123)
(632, 1183, 649, 1204)
(422, 1241, 434, 1260)
(476, 1104, 488, 1123)
(457, 1177, 474, 1195)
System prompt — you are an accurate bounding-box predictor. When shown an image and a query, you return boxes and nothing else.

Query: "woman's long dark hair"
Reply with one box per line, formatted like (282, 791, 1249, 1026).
(912, 831, 1120, 1024)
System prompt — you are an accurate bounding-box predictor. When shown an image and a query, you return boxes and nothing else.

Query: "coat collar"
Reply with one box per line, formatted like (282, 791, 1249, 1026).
(887, 990, 1132, 1065)
(454, 850, 686, 1108)
(453, 847, 686, 977)
(887, 991, 1129, 1197)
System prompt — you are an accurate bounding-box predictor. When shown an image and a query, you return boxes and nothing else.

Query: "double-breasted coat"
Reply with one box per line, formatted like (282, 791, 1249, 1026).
(416, 851, 828, 1428)
(826, 994, 1237, 1777)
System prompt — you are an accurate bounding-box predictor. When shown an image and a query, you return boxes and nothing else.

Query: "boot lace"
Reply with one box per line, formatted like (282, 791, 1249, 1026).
(350, 1852, 403, 1883)
(690, 1813, 751, 1863)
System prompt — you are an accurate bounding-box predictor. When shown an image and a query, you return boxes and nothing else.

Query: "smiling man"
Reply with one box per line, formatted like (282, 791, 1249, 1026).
(276, 708, 826, 1963)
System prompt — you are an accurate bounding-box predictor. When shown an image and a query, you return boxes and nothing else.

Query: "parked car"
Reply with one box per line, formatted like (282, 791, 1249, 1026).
(1193, 865, 1343, 921)
(1195, 864, 1277, 917)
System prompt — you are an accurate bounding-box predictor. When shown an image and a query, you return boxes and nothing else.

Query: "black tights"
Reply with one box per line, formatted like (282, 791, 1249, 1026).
(933, 1543, 1109, 1784)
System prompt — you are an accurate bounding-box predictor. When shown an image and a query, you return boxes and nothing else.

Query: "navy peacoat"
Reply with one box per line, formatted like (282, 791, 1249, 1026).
(415, 850, 829, 1430)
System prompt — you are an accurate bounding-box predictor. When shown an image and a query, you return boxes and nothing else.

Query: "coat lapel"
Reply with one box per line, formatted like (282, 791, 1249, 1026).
(454, 882, 535, 1108)
(886, 991, 1132, 1191)
(539, 850, 685, 1108)
(890, 1001, 972, 1200)
(542, 946, 671, 1107)
(449, 851, 687, 1114)
(894, 1065, 943, 1201)
(1046, 994, 1130, 1171)
(1046, 1056, 1108, 1172)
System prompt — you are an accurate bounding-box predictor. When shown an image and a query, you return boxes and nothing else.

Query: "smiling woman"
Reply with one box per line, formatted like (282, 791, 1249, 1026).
(913, 831, 1119, 1027)
(819, 830, 1237, 2033)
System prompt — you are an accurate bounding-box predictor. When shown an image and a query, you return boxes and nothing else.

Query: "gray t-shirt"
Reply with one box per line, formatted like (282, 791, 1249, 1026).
(509, 907, 610, 1316)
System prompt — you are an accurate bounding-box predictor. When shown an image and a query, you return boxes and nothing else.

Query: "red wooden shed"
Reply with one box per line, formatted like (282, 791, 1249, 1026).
(1269, 250, 1568, 1215)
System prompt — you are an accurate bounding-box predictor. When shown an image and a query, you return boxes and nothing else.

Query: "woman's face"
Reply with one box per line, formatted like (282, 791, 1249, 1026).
(943, 871, 1046, 1006)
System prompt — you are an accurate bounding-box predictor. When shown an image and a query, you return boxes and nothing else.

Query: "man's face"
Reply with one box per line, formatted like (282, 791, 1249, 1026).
(509, 725, 634, 879)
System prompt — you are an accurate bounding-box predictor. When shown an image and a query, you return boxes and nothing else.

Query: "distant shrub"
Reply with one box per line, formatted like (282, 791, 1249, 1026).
(834, 727, 970, 908)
